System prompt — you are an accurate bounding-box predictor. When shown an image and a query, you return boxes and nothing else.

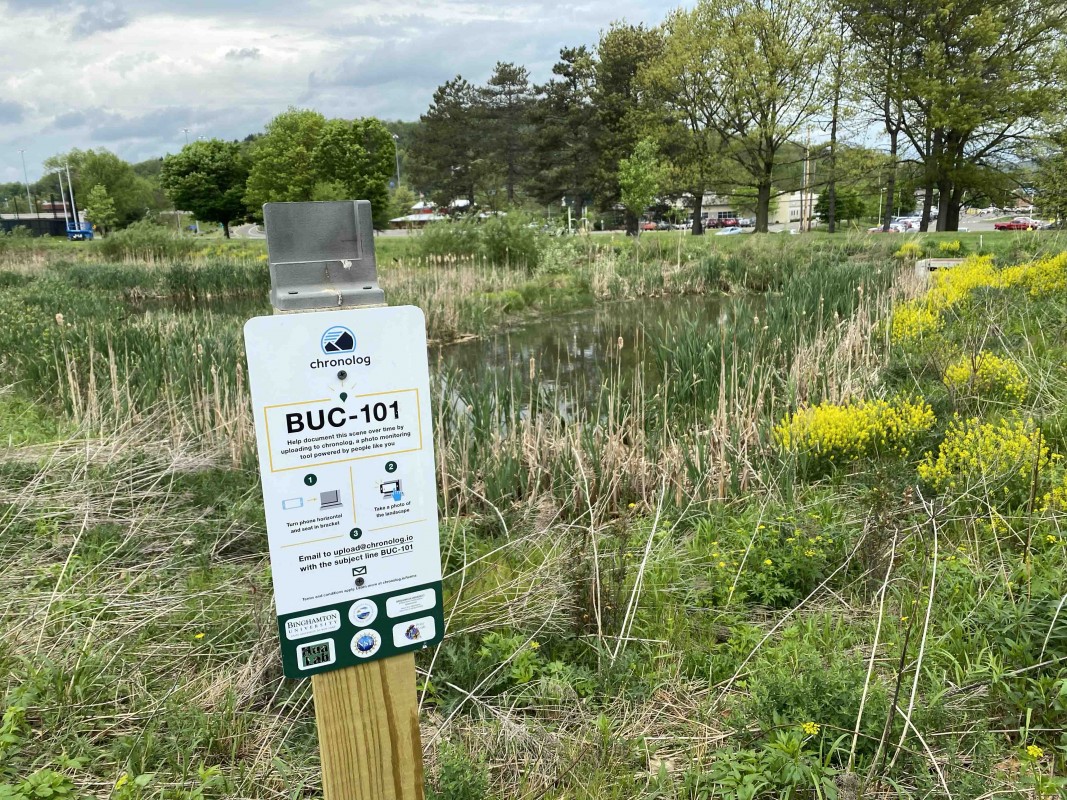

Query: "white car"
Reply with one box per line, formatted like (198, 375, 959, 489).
(715, 226, 744, 235)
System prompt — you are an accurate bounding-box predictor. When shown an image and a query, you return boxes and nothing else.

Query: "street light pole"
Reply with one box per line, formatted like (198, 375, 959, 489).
(182, 128, 190, 145)
(18, 149, 37, 219)
(878, 187, 886, 227)
(391, 134, 401, 188)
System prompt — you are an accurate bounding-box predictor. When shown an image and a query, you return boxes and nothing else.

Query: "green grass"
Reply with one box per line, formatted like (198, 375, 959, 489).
(1, 236, 1065, 798)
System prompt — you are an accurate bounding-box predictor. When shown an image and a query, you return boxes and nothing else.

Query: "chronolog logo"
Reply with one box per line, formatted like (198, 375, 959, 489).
(311, 326, 371, 369)
(321, 326, 355, 354)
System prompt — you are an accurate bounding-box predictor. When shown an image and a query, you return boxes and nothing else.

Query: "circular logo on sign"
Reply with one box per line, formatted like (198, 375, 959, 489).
(351, 629, 381, 658)
(349, 599, 378, 627)
(321, 326, 356, 355)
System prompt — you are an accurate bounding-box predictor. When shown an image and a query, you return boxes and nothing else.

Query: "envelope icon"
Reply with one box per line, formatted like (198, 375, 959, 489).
(352, 566, 367, 576)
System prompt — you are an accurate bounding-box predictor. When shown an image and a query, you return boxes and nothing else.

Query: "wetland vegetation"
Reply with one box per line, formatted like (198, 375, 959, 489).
(1, 228, 1065, 798)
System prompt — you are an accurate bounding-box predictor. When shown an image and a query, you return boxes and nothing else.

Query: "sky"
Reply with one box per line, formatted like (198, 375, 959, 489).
(0, 0, 691, 184)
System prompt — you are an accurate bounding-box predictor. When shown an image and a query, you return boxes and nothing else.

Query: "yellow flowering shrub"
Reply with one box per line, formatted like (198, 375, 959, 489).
(999, 252, 1067, 296)
(774, 397, 935, 471)
(918, 415, 1056, 502)
(893, 241, 923, 260)
(894, 252, 1067, 346)
(891, 256, 999, 345)
(943, 351, 1028, 403)
(890, 301, 943, 344)
(937, 240, 962, 254)
(926, 255, 1000, 308)
(1043, 472, 1067, 511)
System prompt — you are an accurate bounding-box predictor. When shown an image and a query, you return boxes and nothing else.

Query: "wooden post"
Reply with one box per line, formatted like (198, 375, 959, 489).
(313, 654, 424, 800)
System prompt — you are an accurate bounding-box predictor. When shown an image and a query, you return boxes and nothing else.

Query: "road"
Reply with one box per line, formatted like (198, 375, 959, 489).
(230, 216, 1018, 239)
(231, 223, 266, 239)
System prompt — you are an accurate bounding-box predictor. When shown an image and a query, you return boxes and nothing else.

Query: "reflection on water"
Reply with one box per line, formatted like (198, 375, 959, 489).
(435, 295, 738, 417)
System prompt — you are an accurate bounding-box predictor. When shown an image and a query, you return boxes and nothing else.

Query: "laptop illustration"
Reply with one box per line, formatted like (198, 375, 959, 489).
(320, 490, 342, 510)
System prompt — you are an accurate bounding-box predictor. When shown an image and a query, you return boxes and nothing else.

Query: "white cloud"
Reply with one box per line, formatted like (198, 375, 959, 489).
(0, 0, 689, 182)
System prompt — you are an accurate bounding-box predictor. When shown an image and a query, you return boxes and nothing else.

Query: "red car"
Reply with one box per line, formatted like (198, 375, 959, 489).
(994, 217, 1041, 231)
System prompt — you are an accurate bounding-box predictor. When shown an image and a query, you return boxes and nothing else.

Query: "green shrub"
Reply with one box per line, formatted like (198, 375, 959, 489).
(416, 215, 544, 269)
(417, 220, 478, 259)
(475, 213, 542, 270)
(428, 743, 488, 800)
(96, 220, 198, 261)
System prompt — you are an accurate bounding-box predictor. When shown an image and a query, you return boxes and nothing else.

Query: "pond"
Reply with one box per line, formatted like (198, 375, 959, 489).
(437, 294, 745, 412)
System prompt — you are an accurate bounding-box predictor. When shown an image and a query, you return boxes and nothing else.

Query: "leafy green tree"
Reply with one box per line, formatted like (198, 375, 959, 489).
(618, 138, 665, 234)
(312, 118, 396, 229)
(838, 3, 912, 231)
(84, 184, 118, 234)
(842, 0, 1067, 231)
(160, 139, 250, 238)
(1031, 132, 1067, 220)
(594, 23, 665, 233)
(389, 185, 419, 222)
(527, 46, 601, 210)
(641, 9, 737, 234)
(478, 62, 535, 204)
(244, 108, 327, 211)
(814, 187, 864, 223)
(44, 149, 158, 227)
(650, 0, 830, 233)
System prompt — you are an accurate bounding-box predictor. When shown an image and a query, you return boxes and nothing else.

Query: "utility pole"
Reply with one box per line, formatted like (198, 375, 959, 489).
(65, 163, 81, 228)
(18, 149, 37, 220)
(391, 134, 401, 189)
(182, 128, 190, 145)
(56, 169, 71, 230)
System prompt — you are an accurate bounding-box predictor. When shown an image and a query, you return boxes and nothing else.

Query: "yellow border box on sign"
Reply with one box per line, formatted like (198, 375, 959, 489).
(264, 388, 424, 473)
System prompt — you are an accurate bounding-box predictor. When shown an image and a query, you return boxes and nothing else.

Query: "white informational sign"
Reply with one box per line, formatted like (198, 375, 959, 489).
(244, 306, 443, 677)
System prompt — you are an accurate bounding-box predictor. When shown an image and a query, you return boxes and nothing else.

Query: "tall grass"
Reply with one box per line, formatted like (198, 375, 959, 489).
(3, 236, 1066, 798)
(0, 240, 897, 518)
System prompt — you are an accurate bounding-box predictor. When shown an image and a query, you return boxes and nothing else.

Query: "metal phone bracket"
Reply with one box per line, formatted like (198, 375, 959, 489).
(264, 200, 386, 311)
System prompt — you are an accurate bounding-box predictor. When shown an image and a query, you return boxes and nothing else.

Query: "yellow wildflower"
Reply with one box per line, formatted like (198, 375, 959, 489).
(801, 721, 821, 736)
(774, 397, 935, 468)
(1026, 744, 1044, 760)
(943, 351, 1027, 403)
(918, 415, 1053, 502)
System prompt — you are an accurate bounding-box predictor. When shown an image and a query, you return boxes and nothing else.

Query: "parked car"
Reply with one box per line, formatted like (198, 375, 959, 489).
(893, 216, 921, 230)
(994, 217, 1042, 231)
(640, 221, 658, 231)
(868, 223, 906, 233)
(737, 217, 754, 227)
(715, 226, 744, 236)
